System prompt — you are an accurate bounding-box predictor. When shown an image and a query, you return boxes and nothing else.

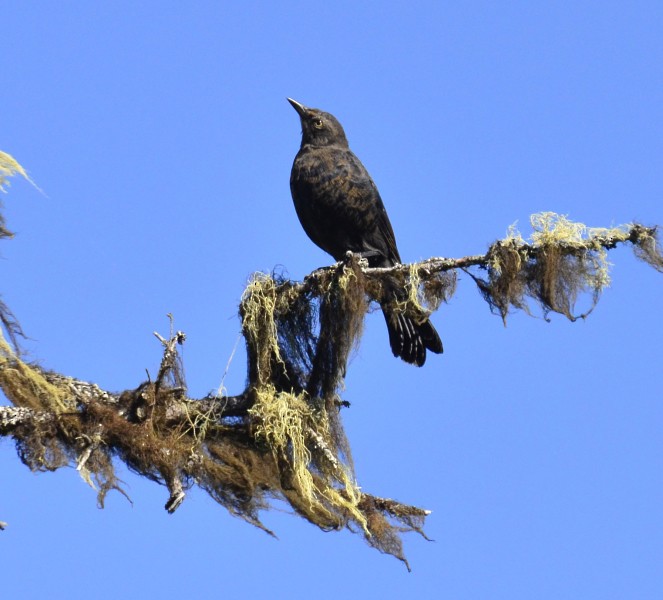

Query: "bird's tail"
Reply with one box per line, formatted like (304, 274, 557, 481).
(382, 306, 443, 367)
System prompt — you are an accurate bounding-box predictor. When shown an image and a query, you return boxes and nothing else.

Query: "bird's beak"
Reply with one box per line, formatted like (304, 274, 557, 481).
(287, 97, 308, 118)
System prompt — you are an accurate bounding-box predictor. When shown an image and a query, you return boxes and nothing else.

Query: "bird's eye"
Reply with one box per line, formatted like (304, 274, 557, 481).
(313, 118, 324, 129)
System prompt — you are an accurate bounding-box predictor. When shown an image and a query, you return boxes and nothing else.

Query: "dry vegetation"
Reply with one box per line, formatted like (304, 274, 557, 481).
(1, 152, 661, 568)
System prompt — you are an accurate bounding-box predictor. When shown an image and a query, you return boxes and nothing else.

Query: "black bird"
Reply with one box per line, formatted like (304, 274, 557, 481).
(288, 98, 442, 366)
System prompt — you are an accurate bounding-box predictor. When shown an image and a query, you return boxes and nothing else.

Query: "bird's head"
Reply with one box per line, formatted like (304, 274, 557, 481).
(287, 98, 349, 148)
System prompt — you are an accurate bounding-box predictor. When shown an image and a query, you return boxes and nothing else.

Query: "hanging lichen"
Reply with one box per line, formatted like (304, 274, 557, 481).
(469, 212, 661, 322)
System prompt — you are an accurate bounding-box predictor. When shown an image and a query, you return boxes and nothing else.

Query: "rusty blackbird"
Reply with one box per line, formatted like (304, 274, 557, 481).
(288, 98, 442, 366)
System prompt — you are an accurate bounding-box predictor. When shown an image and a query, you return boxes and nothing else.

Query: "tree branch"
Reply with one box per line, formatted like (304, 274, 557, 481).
(1, 205, 661, 568)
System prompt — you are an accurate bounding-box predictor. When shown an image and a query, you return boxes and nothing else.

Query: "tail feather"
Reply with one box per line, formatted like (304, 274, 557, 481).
(418, 318, 443, 355)
(372, 255, 443, 366)
(382, 308, 443, 367)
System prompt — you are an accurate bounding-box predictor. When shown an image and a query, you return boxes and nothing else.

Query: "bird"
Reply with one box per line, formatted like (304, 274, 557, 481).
(287, 97, 442, 366)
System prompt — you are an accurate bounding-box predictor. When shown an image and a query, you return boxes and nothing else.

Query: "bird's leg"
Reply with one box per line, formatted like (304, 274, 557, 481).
(344, 249, 380, 269)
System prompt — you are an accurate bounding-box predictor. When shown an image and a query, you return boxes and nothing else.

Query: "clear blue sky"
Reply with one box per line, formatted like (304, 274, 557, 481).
(2, 2, 662, 598)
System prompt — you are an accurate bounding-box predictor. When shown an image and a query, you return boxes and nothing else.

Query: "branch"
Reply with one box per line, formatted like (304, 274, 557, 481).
(1, 200, 661, 569)
(0, 405, 56, 434)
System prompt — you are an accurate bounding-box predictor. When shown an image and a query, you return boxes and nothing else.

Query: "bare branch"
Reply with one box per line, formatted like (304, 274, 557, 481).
(0, 405, 56, 434)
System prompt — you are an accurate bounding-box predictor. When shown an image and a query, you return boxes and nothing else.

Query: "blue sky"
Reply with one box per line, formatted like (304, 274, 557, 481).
(2, 2, 662, 598)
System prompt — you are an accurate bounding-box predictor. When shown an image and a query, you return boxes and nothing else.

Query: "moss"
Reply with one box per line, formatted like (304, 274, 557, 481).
(470, 212, 662, 322)
(0, 151, 31, 195)
(0, 332, 73, 413)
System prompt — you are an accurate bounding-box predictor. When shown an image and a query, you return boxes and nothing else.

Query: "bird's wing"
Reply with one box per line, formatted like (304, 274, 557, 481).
(341, 149, 401, 265)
